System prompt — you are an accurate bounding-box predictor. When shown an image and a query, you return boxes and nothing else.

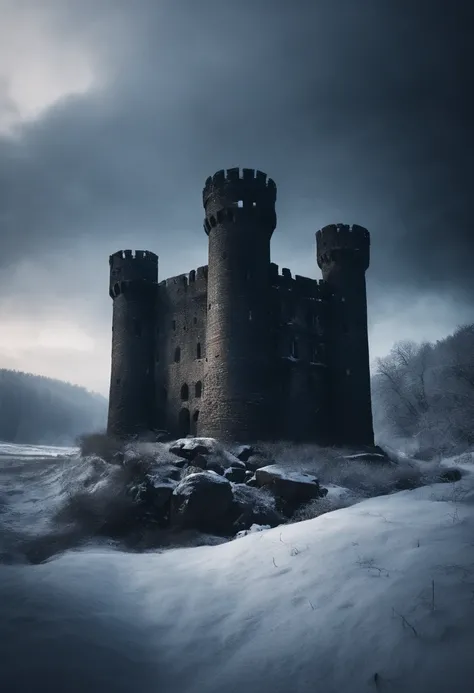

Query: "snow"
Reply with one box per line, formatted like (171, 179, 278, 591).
(174, 469, 230, 496)
(235, 523, 271, 538)
(170, 437, 219, 452)
(1, 460, 474, 692)
(257, 464, 319, 485)
(344, 452, 386, 460)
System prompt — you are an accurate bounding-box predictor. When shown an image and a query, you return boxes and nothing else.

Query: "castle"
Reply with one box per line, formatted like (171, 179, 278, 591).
(107, 167, 374, 446)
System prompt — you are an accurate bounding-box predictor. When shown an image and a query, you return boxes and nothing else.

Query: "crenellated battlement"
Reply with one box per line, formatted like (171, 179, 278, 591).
(203, 167, 277, 208)
(158, 265, 208, 298)
(110, 249, 158, 262)
(316, 223, 370, 271)
(109, 249, 158, 298)
(269, 263, 329, 300)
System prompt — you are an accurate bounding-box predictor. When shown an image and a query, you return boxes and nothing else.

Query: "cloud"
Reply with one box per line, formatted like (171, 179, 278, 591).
(0, 0, 472, 393)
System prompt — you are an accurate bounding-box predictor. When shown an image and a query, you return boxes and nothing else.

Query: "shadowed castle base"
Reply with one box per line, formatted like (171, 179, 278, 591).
(107, 167, 374, 447)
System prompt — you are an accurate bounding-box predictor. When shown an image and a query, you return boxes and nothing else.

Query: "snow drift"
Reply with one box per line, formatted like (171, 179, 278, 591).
(1, 454, 473, 692)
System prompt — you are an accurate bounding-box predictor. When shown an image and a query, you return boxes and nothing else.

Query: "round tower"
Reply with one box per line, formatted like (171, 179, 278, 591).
(316, 224, 374, 447)
(200, 167, 277, 442)
(107, 249, 158, 438)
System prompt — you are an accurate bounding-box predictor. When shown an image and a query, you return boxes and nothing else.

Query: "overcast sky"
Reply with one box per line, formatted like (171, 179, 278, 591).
(0, 0, 472, 396)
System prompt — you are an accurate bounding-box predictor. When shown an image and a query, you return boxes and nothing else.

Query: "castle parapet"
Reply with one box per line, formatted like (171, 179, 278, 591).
(270, 263, 329, 300)
(159, 266, 209, 299)
(316, 224, 370, 271)
(203, 167, 276, 208)
(109, 249, 158, 298)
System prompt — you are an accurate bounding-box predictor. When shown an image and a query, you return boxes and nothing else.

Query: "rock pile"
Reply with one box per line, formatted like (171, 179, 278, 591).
(122, 438, 329, 537)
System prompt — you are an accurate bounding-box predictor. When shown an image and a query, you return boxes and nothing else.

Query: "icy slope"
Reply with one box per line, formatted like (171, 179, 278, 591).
(1, 467, 473, 693)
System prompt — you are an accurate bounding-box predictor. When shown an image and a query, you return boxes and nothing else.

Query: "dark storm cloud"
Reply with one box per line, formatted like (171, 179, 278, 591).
(0, 0, 473, 318)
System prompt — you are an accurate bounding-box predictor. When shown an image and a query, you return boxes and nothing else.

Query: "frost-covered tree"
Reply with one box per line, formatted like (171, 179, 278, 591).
(372, 325, 474, 456)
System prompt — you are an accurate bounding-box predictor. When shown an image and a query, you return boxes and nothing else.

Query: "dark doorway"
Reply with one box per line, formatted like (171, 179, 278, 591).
(178, 408, 190, 437)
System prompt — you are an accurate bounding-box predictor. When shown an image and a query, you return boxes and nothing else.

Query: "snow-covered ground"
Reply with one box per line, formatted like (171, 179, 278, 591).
(1, 453, 473, 692)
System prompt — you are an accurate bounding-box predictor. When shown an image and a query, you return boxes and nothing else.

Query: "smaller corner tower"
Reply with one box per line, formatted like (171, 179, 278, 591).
(199, 167, 277, 442)
(107, 249, 158, 437)
(316, 224, 374, 447)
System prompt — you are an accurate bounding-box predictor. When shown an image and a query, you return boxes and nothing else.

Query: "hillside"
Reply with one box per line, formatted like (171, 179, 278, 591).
(372, 324, 474, 457)
(0, 369, 107, 446)
(0, 452, 473, 692)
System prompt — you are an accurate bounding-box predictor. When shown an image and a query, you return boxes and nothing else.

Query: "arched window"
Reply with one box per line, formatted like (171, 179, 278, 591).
(196, 342, 201, 359)
(291, 339, 299, 359)
(180, 383, 189, 401)
(195, 381, 202, 398)
(174, 346, 181, 363)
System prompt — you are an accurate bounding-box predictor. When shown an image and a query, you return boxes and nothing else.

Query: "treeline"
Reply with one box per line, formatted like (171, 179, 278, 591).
(372, 324, 474, 458)
(0, 369, 107, 446)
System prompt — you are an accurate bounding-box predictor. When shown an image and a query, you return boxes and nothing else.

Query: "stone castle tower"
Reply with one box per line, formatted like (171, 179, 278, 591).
(107, 168, 374, 446)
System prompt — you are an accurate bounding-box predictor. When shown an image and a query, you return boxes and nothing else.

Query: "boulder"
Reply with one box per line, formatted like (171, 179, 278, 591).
(225, 455, 247, 470)
(235, 446, 255, 463)
(255, 465, 328, 507)
(170, 456, 188, 468)
(224, 467, 247, 484)
(169, 438, 215, 461)
(439, 468, 462, 483)
(169, 443, 211, 461)
(181, 464, 207, 479)
(245, 455, 275, 472)
(206, 458, 226, 476)
(171, 471, 234, 534)
(192, 454, 209, 470)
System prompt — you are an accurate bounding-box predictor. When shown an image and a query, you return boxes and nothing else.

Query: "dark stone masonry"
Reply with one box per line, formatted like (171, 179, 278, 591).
(107, 167, 374, 446)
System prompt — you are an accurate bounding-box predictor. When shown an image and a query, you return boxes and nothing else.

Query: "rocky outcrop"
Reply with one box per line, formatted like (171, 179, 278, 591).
(254, 465, 328, 515)
(171, 471, 234, 533)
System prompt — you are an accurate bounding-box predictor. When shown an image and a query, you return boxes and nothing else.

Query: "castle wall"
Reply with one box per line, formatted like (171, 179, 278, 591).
(270, 264, 330, 441)
(154, 267, 208, 437)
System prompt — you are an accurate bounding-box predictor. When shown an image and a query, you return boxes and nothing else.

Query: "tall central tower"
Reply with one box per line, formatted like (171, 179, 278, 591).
(199, 168, 277, 442)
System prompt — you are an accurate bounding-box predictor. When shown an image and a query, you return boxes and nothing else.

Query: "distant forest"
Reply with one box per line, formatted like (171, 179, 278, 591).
(372, 324, 474, 458)
(0, 369, 107, 446)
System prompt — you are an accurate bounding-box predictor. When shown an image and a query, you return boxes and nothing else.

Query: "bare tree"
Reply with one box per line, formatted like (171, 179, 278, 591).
(372, 325, 474, 456)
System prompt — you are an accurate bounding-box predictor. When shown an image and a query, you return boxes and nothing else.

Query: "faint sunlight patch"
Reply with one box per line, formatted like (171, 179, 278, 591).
(0, 320, 94, 355)
(0, 6, 96, 135)
(0, 318, 109, 394)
